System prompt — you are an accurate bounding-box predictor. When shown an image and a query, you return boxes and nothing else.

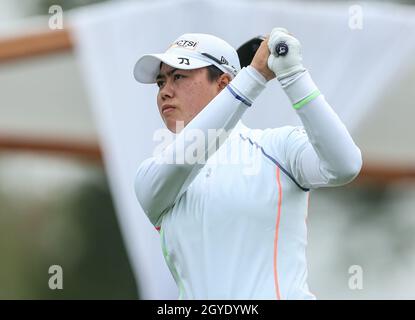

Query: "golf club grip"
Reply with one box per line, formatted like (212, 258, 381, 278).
(236, 36, 266, 68)
(237, 36, 289, 68)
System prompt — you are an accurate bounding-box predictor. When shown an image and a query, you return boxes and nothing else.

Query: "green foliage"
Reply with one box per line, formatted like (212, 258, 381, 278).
(0, 159, 138, 299)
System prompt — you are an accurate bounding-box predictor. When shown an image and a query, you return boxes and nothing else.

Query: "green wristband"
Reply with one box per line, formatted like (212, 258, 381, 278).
(293, 89, 321, 110)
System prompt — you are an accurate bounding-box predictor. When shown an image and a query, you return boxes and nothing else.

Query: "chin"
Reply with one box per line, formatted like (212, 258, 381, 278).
(165, 121, 178, 133)
(165, 118, 186, 133)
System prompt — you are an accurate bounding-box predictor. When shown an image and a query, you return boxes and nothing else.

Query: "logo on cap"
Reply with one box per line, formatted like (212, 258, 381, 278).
(220, 56, 229, 65)
(178, 57, 190, 65)
(173, 40, 198, 49)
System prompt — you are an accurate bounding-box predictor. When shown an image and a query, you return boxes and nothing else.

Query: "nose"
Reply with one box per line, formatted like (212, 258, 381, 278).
(160, 79, 174, 100)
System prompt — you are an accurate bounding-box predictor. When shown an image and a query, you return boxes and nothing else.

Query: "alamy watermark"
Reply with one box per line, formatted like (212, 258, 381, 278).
(349, 5, 363, 30)
(48, 265, 63, 290)
(48, 5, 64, 30)
(348, 265, 363, 290)
(152, 121, 263, 176)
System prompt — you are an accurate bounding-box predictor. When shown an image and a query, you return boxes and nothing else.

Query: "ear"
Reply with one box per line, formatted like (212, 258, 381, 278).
(217, 73, 232, 91)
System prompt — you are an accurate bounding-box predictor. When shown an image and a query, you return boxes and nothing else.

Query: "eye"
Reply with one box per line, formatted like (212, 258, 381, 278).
(173, 74, 185, 81)
(156, 80, 165, 88)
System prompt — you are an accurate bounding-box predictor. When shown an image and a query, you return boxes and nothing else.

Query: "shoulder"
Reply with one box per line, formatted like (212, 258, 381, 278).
(262, 125, 308, 149)
(237, 124, 305, 146)
(246, 125, 308, 167)
(262, 125, 305, 140)
(255, 125, 304, 150)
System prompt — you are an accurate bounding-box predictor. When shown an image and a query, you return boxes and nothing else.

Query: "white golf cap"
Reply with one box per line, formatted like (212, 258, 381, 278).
(133, 33, 241, 84)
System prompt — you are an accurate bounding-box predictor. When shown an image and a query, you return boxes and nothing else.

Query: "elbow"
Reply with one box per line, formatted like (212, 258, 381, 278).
(133, 158, 160, 214)
(134, 173, 161, 225)
(326, 147, 363, 186)
(134, 160, 185, 225)
(332, 147, 363, 185)
(340, 157, 362, 184)
(134, 172, 150, 213)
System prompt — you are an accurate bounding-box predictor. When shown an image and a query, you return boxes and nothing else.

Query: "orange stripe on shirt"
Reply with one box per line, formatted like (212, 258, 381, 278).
(274, 167, 282, 300)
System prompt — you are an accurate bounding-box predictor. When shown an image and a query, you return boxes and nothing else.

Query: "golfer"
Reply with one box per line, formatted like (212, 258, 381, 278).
(133, 28, 362, 299)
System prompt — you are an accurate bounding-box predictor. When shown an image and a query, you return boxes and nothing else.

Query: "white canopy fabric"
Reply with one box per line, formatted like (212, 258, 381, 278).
(70, 0, 415, 299)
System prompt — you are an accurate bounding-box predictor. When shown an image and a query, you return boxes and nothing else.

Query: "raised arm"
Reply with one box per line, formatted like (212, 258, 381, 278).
(266, 28, 362, 189)
(281, 72, 362, 188)
(135, 67, 266, 226)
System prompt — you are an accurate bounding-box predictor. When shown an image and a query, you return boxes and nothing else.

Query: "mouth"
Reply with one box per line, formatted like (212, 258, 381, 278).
(162, 105, 176, 115)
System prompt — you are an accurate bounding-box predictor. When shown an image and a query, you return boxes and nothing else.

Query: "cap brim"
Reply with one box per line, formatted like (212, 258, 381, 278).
(133, 53, 212, 84)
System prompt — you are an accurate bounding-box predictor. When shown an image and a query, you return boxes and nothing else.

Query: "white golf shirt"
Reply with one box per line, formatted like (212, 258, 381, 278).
(135, 66, 362, 299)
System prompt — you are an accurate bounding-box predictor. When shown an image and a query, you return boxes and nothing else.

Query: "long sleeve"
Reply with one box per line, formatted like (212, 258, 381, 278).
(268, 71, 363, 189)
(135, 67, 267, 226)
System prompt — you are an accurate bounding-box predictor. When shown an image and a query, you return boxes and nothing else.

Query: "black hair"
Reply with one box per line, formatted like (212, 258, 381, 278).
(206, 65, 224, 82)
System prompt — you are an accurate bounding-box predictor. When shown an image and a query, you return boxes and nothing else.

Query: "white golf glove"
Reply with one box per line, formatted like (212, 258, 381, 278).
(267, 28, 306, 81)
